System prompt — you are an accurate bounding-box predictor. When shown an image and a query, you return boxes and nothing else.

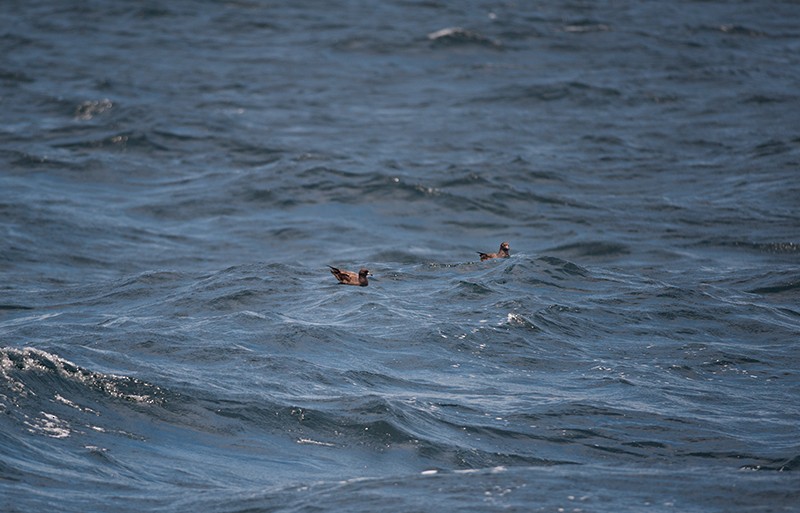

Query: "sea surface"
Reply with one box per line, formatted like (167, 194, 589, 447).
(2, 1, 799, 512)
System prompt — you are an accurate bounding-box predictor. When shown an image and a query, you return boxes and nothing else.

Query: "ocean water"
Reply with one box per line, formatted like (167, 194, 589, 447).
(2, 1, 799, 511)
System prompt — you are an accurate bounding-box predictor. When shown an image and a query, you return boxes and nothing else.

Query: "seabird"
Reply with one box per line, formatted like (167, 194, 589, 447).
(328, 266, 370, 286)
(478, 241, 510, 261)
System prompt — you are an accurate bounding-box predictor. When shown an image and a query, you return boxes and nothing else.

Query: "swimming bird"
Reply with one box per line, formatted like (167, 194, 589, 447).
(478, 241, 510, 261)
(328, 266, 370, 286)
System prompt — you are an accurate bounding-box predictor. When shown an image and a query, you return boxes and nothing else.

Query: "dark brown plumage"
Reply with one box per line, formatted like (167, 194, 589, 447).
(328, 266, 370, 286)
(477, 241, 510, 261)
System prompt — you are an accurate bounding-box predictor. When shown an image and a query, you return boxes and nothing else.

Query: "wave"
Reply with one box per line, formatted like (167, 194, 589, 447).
(748, 280, 800, 296)
(476, 81, 623, 106)
(0, 347, 166, 441)
(427, 27, 502, 49)
(0, 345, 571, 470)
(729, 241, 800, 254)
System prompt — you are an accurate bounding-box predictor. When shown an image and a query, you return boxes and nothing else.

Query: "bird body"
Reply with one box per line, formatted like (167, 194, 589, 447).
(328, 266, 370, 286)
(478, 241, 510, 261)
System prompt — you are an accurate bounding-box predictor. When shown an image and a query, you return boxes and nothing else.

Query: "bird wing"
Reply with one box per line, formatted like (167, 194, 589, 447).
(329, 266, 354, 283)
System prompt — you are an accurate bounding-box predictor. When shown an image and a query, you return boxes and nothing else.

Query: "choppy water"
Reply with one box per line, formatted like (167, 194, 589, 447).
(2, 1, 800, 511)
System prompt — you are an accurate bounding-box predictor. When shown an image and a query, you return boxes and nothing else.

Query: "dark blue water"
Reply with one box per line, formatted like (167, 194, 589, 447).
(2, 1, 799, 511)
